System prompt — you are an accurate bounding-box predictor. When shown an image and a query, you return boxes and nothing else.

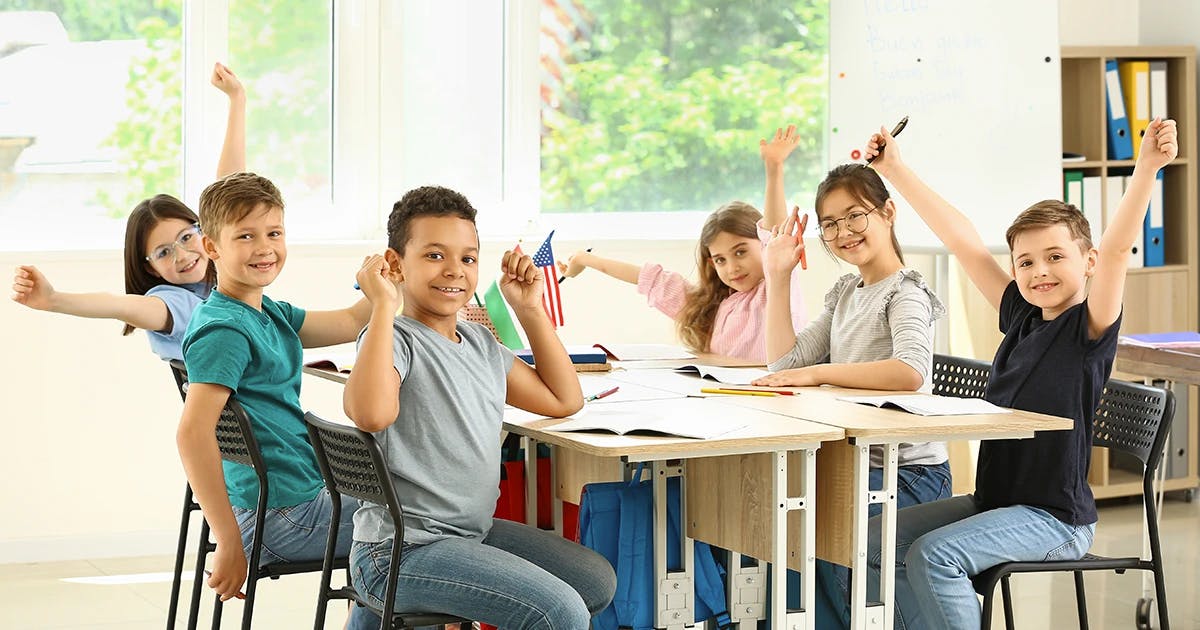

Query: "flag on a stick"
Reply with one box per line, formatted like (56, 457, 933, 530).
(531, 231, 564, 327)
(483, 280, 524, 349)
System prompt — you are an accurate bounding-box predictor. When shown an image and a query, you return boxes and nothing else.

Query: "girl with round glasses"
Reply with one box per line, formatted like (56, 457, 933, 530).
(10, 63, 246, 362)
(754, 156, 950, 630)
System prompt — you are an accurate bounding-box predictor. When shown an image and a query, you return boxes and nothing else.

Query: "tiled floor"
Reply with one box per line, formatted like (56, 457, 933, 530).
(1, 496, 1196, 629)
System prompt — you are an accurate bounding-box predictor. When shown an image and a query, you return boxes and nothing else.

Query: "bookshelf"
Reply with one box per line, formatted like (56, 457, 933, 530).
(1061, 46, 1199, 500)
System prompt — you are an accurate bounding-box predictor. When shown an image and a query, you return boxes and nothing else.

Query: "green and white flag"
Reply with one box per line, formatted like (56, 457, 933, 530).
(483, 280, 524, 349)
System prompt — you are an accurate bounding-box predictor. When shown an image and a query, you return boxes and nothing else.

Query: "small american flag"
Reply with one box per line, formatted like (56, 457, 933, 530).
(531, 230, 564, 327)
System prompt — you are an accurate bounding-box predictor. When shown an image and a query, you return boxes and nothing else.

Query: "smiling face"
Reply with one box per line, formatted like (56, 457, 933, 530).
(203, 203, 287, 302)
(815, 187, 897, 268)
(144, 217, 209, 285)
(396, 215, 480, 324)
(1010, 224, 1095, 319)
(706, 230, 764, 292)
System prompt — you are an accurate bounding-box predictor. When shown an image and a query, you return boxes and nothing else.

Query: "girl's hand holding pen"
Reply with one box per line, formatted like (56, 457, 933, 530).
(865, 116, 908, 175)
(556, 249, 592, 281)
(766, 206, 808, 274)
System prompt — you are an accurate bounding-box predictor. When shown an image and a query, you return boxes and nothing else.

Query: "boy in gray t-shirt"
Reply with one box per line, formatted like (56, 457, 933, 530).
(343, 186, 615, 630)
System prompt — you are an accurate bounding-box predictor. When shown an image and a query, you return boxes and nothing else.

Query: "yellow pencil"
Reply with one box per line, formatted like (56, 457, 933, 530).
(700, 387, 779, 397)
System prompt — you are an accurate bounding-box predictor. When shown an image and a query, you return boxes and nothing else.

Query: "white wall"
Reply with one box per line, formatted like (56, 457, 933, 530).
(0, 1, 1153, 563)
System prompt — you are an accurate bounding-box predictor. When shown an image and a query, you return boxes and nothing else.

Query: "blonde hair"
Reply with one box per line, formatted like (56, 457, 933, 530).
(1005, 200, 1094, 252)
(676, 201, 762, 353)
(198, 172, 284, 239)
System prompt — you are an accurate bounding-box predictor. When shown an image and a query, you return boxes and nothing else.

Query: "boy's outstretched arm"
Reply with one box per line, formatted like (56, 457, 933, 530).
(761, 125, 800, 229)
(11, 264, 173, 332)
(556, 250, 640, 285)
(212, 63, 246, 178)
(867, 126, 1012, 310)
(1088, 118, 1178, 338)
(298, 257, 379, 348)
(501, 250, 584, 417)
(176, 382, 247, 601)
(344, 255, 401, 432)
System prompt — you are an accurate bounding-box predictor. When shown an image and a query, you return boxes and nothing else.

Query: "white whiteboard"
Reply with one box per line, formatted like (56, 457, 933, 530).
(829, 0, 1062, 251)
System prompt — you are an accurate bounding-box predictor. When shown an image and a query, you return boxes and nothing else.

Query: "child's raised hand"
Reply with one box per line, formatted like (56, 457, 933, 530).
(1137, 117, 1178, 172)
(210, 62, 244, 99)
(499, 249, 543, 310)
(865, 125, 903, 175)
(759, 124, 801, 166)
(556, 250, 590, 279)
(11, 265, 56, 311)
(764, 206, 808, 277)
(355, 254, 396, 308)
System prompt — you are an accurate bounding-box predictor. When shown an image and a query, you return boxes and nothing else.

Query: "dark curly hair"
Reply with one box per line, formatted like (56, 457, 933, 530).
(387, 186, 478, 254)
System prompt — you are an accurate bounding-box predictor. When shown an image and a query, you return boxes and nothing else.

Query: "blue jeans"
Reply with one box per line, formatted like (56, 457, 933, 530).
(346, 518, 616, 630)
(231, 488, 357, 566)
(867, 495, 1095, 630)
(813, 461, 952, 630)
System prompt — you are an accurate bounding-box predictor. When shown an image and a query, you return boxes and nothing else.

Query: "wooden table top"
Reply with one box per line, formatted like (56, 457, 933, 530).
(1115, 341, 1200, 387)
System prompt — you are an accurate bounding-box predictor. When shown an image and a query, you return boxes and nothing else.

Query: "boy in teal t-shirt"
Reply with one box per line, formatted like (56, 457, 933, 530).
(178, 172, 373, 602)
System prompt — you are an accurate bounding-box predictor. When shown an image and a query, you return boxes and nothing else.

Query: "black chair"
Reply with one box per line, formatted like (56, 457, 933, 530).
(165, 362, 213, 630)
(304, 411, 472, 630)
(974, 379, 1175, 630)
(169, 360, 347, 630)
(931, 353, 991, 398)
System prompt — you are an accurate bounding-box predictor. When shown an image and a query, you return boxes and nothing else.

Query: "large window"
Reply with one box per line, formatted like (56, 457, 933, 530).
(539, 0, 829, 216)
(0, 2, 182, 250)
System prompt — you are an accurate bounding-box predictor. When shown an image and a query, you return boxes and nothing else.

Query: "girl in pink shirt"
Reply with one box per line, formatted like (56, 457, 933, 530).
(556, 128, 808, 362)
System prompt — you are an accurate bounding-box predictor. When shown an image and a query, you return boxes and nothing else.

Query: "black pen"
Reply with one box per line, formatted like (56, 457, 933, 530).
(558, 248, 592, 284)
(866, 115, 908, 164)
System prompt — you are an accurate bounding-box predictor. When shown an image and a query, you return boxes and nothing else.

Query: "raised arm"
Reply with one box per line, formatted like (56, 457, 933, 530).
(11, 265, 172, 332)
(556, 250, 641, 285)
(211, 63, 246, 178)
(866, 126, 1011, 310)
(501, 250, 583, 417)
(343, 254, 401, 432)
(760, 125, 801, 229)
(764, 208, 808, 361)
(176, 382, 246, 601)
(1088, 118, 1177, 338)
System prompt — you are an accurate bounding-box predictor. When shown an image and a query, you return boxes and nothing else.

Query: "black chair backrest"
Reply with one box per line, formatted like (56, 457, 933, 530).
(168, 360, 266, 472)
(304, 412, 406, 542)
(1093, 379, 1175, 474)
(931, 353, 991, 398)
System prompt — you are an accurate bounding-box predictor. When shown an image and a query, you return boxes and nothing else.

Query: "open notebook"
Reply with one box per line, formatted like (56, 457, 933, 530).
(550, 408, 746, 440)
(673, 364, 770, 386)
(838, 394, 1010, 416)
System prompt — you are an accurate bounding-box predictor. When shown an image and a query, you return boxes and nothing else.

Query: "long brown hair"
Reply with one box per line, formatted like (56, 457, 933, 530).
(814, 164, 904, 264)
(121, 194, 217, 335)
(676, 201, 762, 353)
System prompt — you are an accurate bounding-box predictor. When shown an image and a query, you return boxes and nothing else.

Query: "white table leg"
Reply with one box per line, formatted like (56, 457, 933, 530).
(653, 460, 693, 629)
(849, 441, 896, 630)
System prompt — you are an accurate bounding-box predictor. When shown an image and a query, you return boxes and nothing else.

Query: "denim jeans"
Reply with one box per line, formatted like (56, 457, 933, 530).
(231, 488, 357, 566)
(814, 461, 952, 630)
(866, 494, 1095, 630)
(346, 518, 616, 630)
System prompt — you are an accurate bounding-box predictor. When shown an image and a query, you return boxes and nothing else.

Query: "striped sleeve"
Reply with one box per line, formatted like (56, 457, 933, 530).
(637, 263, 692, 320)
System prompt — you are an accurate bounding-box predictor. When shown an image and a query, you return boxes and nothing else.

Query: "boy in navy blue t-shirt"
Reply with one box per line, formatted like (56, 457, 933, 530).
(862, 117, 1178, 629)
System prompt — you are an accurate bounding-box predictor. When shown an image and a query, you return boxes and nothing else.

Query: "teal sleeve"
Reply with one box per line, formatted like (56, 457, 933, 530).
(182, 323, 251, 392)
(275, 300, 307, 333)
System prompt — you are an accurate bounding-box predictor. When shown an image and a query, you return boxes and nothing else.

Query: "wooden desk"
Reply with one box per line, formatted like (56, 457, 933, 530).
(604, 368, 1072, 630)
(1116, 341, 1200, 387)
(506, 397, 843, 630)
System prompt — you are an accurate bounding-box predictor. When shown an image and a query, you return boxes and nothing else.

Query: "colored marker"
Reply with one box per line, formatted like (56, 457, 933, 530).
(866, 115, 908, 164)
(700, 387, 779, 397)
(585, 386, 620, 402)
(203, 570, 247, 600)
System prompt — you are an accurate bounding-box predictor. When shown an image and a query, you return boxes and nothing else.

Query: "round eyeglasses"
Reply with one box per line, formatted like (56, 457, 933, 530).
(146, 224, 202, 263)
(817, 207, 879, 242)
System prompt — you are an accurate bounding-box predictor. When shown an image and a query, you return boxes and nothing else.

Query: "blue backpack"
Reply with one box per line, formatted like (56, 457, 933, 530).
(578, 464, 731, 630)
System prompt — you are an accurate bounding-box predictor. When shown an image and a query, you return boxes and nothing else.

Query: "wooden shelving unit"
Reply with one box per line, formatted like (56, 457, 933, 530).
(1061, 46, 1199, 500)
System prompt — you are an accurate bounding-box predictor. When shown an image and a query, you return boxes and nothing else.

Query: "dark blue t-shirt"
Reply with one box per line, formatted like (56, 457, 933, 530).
(977, 281, 1121, 526)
